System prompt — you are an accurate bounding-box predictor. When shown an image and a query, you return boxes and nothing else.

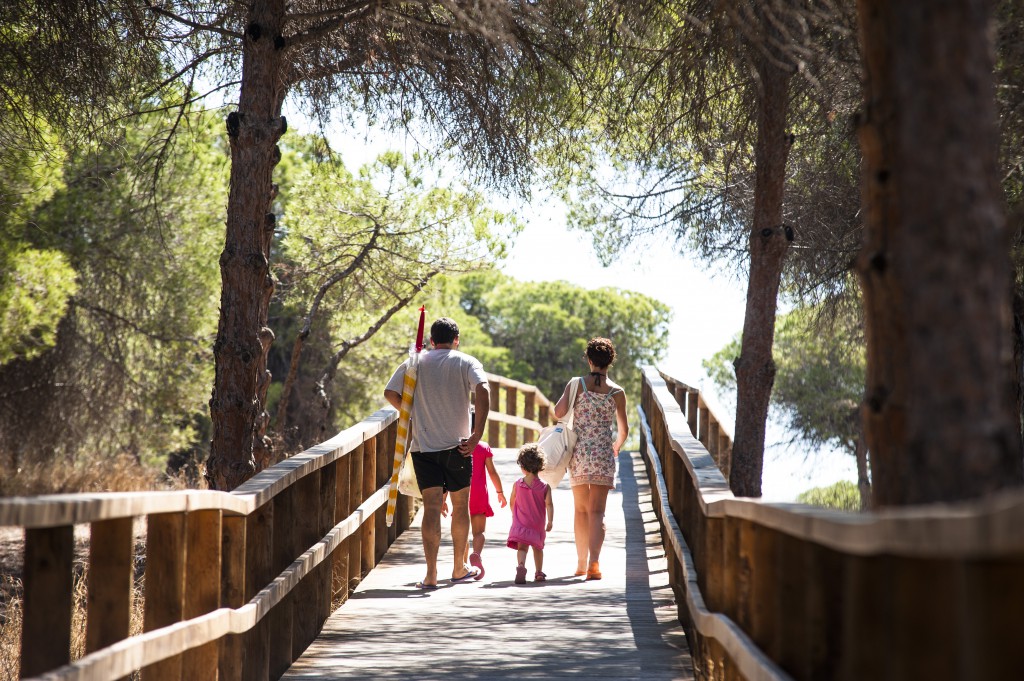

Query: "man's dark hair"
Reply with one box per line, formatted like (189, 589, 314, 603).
(430, 317, 460, 345)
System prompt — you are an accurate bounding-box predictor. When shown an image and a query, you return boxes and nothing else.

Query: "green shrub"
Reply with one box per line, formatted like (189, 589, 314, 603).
(796, 480, 861, 511)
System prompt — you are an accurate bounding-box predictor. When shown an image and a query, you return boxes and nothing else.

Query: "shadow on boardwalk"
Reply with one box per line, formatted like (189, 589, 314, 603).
(282, 450, 694, 680)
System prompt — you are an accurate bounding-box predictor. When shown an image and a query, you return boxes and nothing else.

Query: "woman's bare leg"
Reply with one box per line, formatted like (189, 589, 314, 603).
(572, 484, 591, 573)
(587, 485, 611, 565)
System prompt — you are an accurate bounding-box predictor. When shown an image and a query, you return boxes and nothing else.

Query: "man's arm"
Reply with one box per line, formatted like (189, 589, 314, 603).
(458, 382, 489, 455)
(384, 389, 402, 411)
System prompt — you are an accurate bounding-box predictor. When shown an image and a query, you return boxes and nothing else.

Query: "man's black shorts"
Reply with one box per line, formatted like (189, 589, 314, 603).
(411, 447, 472, 492)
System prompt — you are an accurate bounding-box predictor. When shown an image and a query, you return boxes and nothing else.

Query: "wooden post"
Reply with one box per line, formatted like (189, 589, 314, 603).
(141, 512, 186, 681)
(708, 420, 721, 467)
(319, 459, 337, 626)
(292, 471, 321, 659)
(269, 486, 295, 679)
(183, 509, 222, 681)
(698, 396, 711, 448)
(505, 385, 518, 448)
(361, 436, 377, 577)
(805, 541, 843, 680)
(674, 384, 688, 413)
(348, 444, 364, 588)
(524, 392, 536, 442)
(687, 389, 699, 438)
(21, 525, 74, 678)
(384, 424, 399, 546)
(242, 501, 273, 681)
(334, 453, 352, 603)
(719, 434, 732, 480)
(375, 431, 389, 562)
(488, 380, 501, 446)
(86, 518, 134, 655)
(218, 514, 247, 681)
(840, 555, 894, 680)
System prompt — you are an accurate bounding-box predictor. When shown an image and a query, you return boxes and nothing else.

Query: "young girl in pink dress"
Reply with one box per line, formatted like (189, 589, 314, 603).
(441, 442, 506, 580)
(506, 443, 554, 584)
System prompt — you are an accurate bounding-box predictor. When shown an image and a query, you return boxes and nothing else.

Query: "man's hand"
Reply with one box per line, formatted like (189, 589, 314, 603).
(458, 435, 479, 456)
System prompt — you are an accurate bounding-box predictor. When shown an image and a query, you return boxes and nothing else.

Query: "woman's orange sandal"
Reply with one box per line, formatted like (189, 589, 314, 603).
(586, 562, 602, 580)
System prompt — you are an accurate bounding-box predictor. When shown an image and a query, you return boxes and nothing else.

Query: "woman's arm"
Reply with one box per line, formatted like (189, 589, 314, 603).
(553, 379, 573, 419)
(612, 390, 629, 455)
(544, 486, 554, 531)
(484, 457, 506, 507)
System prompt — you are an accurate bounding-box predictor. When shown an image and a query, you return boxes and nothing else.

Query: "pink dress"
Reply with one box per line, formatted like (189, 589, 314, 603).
(568, 381, 620, 488)
(469, 442, 495, 517)
(506, 477, 549, 550)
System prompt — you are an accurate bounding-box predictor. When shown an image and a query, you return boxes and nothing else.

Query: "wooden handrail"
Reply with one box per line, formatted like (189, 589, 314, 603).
(640, 365, 1024, 679)
(0, 409, 397, 529)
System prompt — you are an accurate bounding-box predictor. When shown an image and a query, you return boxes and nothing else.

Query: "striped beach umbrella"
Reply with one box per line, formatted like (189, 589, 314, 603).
(386, 307, 426, 526)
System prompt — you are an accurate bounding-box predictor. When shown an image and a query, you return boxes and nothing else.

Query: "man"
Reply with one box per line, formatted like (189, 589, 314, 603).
(384, 317, 490, 588)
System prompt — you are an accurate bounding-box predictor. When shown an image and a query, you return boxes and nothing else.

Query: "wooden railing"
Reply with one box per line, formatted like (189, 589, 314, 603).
(0, 372, 550, 681)
(638, 366, 1024, 680)
(482, 372, 554, 449)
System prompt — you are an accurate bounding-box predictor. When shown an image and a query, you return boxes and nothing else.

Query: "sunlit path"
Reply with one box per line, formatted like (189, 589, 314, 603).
(281, 449, 694, 680)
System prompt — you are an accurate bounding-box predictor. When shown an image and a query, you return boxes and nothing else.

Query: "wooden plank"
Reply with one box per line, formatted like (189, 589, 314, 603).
(281, 449, 693, 681)
(21, 526, 74, 677)
(218, 514, 246, 681)
(182, 509, 221, 681)
(86, 518, 134, 655)
(141, 513, 186, 681)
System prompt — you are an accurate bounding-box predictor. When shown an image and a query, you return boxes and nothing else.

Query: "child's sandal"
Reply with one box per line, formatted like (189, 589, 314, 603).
(535, 571, 546, 582)
(514, 565, 527, 584)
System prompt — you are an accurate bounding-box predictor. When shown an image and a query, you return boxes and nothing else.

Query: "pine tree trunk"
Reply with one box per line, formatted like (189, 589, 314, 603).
(206, 0, 288, 491)
(856, 0, 1023, 506)
(729, 47, 794, 498)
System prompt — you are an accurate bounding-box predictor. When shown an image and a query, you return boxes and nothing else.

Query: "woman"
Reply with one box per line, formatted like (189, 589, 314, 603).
(553, 337, 628, 580)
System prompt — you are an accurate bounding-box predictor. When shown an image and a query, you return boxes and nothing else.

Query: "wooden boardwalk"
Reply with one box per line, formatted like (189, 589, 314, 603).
(282, 449, 694, 680)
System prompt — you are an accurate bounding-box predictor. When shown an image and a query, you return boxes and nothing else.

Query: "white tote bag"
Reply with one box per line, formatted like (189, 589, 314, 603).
(537, 377, 580, 487)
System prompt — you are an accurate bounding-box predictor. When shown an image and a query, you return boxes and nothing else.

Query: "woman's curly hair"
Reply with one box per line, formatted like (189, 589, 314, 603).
(586, 337, 616, 369)
(517, 443, 546, 475)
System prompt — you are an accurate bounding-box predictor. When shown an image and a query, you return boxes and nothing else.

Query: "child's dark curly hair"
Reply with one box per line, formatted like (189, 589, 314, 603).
(517, 443, 546, 475)
(586, 337, 616, 369)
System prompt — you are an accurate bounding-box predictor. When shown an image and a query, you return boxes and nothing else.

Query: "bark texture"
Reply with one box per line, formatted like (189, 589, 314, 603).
(206, 0, 288, 491)
(729, 43, 794, 498)
(856, 0, 1023, 506)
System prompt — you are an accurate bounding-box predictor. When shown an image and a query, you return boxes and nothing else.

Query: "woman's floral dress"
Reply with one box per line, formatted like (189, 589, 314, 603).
(568, 378, 620, 488)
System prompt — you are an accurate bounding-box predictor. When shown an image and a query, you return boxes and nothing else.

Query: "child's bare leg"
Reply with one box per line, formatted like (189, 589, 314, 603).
(533, 547, 544, 574)
(516, 546, 528, 566)
(471, 514, 487, 555)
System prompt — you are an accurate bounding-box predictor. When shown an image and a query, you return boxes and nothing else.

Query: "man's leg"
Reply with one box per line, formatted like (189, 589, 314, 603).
(449, 486, 471, 579)
(420, 486, 443, 586)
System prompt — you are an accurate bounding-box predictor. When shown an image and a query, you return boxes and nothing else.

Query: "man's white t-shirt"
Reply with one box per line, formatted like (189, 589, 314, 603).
(385, 348, 488, 452)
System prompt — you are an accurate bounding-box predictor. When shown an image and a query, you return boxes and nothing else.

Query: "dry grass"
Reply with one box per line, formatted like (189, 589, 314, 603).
(0, 549, 146, 681)
(0, 453, 192, 497)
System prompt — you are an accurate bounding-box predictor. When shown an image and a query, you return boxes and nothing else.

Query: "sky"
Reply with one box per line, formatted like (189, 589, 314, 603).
(284, 108, 856, 501)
